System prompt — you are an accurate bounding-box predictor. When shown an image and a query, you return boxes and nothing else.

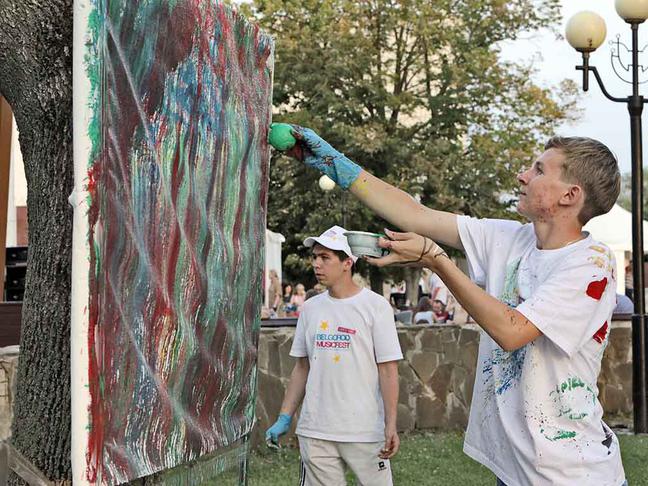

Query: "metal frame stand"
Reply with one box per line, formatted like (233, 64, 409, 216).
(238, 433, 250, 486)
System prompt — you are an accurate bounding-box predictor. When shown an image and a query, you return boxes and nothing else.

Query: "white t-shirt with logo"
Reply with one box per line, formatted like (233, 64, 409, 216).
(458, 216, 625, 486)
(290, 288, 403, 442)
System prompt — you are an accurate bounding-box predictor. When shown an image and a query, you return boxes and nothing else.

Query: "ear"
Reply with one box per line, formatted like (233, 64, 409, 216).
(560, 184, 583, 208)
(343, 258, 354, 272)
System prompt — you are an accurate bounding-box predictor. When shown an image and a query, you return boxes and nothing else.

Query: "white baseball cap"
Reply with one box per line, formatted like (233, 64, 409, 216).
(303, 225, 358, 262)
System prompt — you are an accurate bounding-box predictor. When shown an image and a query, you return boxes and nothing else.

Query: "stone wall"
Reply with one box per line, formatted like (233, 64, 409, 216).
(0, 323, 633, 446)
(0, 345, 19, 440)
(254, 321, 633, 445)
(598, 322, 633, 424)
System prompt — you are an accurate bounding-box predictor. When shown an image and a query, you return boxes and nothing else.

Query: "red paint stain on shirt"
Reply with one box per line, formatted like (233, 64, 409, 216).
(593, 321, 609, 344)
(586, 277, 608, 300)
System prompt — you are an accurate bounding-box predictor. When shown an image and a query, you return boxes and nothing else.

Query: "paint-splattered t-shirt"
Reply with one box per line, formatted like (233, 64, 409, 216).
(290, 288, 403, 442)
(458, 216, 625, 486)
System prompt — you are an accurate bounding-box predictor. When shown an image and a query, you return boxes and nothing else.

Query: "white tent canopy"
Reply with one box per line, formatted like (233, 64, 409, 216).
(583, 203, 648, 292)
(265, 229, 285, 307)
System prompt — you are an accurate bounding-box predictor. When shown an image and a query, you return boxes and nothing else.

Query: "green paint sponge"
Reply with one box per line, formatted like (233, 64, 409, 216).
(269, 123, 296, 151)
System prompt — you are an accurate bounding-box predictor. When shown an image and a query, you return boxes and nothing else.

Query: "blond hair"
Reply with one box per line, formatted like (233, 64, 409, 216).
(545, 136, 620, 225)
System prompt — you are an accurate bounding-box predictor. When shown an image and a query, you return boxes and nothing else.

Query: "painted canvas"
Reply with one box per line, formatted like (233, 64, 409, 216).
(71, 1, 274, 484)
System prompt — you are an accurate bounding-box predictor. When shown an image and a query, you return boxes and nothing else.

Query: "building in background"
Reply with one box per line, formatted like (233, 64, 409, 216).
(6, 115, 27, 248)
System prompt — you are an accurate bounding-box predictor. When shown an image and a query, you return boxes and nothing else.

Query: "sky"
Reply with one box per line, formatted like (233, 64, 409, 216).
(500, 0, 648, 175)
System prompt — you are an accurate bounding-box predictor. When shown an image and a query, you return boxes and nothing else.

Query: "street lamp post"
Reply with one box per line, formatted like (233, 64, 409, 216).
(566, 0, 648, 434)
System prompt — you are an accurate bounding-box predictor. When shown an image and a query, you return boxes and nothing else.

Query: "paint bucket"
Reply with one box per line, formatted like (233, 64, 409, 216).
(344, 231, 389, 258)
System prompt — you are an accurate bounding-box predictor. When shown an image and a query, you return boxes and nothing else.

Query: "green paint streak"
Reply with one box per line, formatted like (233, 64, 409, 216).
(85, 1, 105, 170)
(567, 412, 587, 420)
(541, 428, 577, 441)
(560, 377, 585, 392)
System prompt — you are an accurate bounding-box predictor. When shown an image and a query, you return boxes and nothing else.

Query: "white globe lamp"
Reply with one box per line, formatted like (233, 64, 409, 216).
(565, 11, 607, 52)
(616, 0, 648, 22)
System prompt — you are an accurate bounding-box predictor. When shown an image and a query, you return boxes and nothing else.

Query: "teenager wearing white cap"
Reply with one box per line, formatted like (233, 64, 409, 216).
(265, 225, 403, 486)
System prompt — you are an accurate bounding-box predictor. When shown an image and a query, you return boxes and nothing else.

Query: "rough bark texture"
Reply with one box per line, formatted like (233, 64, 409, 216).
(0, 0, 73, 482)
(404, 268, 421, 308)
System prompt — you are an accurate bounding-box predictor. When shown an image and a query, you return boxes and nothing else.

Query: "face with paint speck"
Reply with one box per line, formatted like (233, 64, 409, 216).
(516, 148, 581, 223)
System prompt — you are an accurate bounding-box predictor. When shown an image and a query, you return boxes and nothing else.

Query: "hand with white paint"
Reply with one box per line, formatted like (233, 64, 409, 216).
(286, 125, 362, 189)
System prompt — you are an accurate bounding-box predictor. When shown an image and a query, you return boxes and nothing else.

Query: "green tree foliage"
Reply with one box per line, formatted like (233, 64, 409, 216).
(243, 0, 579, 286)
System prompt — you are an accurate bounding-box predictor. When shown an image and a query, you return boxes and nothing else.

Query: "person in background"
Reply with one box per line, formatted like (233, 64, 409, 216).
(291, 283, 307, 313)
(419, 269, 432, 300)
(431, 299, 450, 323)
(268, 269, 282, 314)
(389, 281, 407, 309)
(314, 283, 326, 293)
(428, 271, 449, 305)
(614, 293, 633, 315)
(305, 288, 321, 301)
(265, 226, 402, 485)
(624, 260, 633, 301)
(280, 283, 294, 316)
(413, 296, 434, 324)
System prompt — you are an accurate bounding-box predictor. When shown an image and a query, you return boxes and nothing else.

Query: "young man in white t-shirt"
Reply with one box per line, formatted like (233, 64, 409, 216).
(265, 225, 403, 486)
(280, 127, 626, 485)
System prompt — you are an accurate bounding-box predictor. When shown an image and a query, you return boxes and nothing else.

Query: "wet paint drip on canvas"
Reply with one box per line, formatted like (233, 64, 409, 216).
(80, 1, 273, 483)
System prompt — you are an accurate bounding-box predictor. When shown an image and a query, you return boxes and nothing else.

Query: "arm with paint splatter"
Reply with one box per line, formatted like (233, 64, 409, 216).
(287, 125, 462, 249)
(368, 230, 542, 351)
(430, 252, 543, 352)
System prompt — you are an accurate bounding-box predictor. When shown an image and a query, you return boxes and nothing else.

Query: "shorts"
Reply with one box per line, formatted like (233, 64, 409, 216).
(298, 435, 393, 486)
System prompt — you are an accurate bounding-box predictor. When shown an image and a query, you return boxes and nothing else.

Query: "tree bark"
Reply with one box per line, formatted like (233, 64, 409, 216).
(0, 1, 73, 482)
(404, 267, 421, 309)
(369, 266, 384, 295)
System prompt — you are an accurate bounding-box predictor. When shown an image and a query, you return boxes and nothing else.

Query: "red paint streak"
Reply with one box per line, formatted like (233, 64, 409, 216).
(586, 277, 608, 300)
(85, 302, 102, 482)
(86, 0, 272, 479)
(593, 321, 609, 344)
(86, 165, 98, 194)
(216, 5, 231, 79)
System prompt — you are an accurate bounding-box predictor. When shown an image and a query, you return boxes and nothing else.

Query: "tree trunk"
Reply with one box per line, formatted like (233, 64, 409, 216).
(404, 267, 420, 308)
(0, 1, 73, 482)
(369, 267, 384, 295)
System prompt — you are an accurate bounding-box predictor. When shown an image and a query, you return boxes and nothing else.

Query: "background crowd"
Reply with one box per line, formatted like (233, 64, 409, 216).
(262, 267, 461, 325)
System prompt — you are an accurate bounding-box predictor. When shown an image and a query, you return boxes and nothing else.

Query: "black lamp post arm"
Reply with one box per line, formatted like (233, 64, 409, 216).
(576, 64, 627, 103)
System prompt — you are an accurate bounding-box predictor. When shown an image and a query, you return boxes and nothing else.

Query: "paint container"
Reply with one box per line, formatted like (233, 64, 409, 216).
(344, 231, 390, 258)
(269, 123, 296, 151)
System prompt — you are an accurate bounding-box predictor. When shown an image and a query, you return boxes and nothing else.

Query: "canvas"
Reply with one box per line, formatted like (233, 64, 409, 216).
(71, 1, 273, 484)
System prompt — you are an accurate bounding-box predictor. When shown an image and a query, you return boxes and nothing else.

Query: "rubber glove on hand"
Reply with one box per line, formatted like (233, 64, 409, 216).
(265, 413, 292, 445)
(288, 125, 362, 189)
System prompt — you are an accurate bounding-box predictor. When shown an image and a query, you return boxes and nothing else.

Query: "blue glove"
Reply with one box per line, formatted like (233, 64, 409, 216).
(290, 125, 362, 189)
(265, 413, 292, 445)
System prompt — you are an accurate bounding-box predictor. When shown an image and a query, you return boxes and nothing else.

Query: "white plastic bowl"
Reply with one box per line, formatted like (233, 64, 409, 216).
(344, 231, 389, 258)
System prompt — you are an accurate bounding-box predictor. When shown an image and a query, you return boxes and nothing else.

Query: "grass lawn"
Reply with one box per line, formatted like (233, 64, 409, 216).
(233, 431, 648, 485)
